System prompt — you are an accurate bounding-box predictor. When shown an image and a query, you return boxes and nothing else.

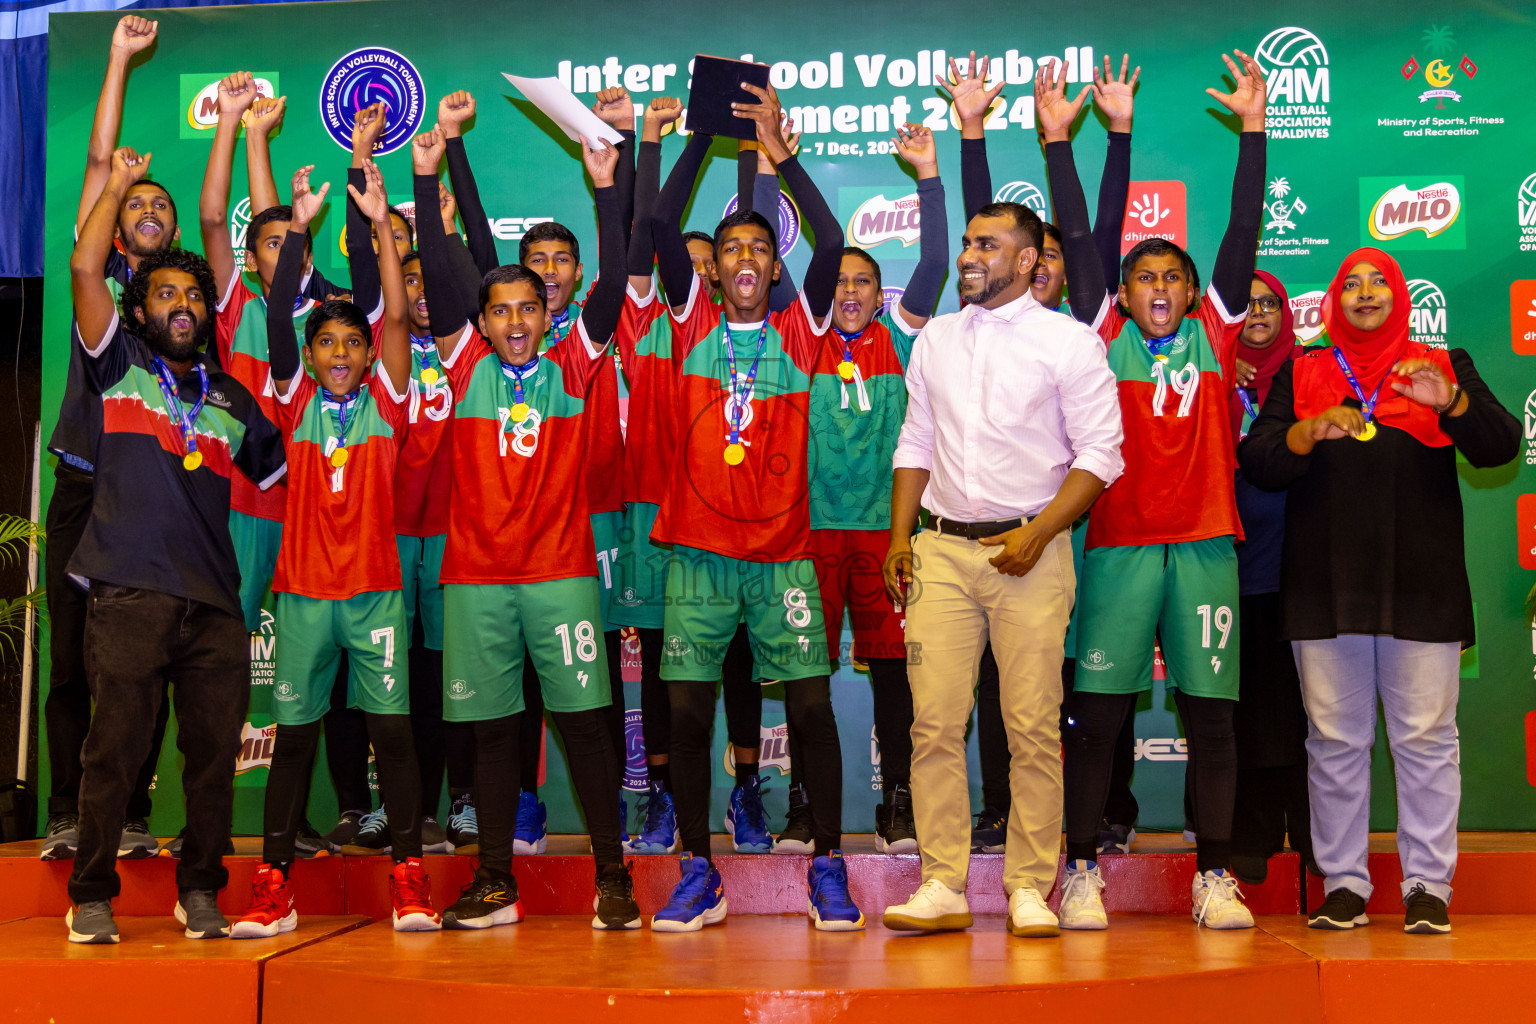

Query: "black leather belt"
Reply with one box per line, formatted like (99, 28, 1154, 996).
(930, 516, 1030, 539)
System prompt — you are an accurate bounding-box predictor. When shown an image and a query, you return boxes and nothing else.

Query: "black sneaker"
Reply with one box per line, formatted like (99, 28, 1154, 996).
(350, 808, 391, 853)
(1230, 853, 1269, 886)
(117, 817, 159, 859)
(325, 811, 365, 847)
(174, 888, 230, 939)
(443, 874, 524, 930)
(421, 816, 450, 854)
(66, 900, 118, 944)
(1308, 887, 1369, 930)
(40, 813, 79, 861)
(295, 819, 336, 859)
(1403, 884, 1451, 934)
(164, 827, 235, 859)
(1095, 822, 1136, 856)
(447, 798, 479, 855)
(970, 807, 1006, 854)
(592, 863, 642, 930)
(875, 785, 917, 854)
(773, 784, 814, 854)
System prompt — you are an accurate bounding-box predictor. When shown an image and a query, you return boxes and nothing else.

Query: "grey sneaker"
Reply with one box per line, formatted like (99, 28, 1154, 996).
(66, 900, 119, 944)
(117, 817, 159, 859)
(295, 819, 336, 859)
(174, 889, 230, 939)
(421, 816, 450, 854)
(40, 814, 79, 861)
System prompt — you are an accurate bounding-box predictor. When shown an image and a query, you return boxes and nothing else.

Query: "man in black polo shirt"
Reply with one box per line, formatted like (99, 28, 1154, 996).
(65, 147, 286, 944)
(42, 13, 176, 863)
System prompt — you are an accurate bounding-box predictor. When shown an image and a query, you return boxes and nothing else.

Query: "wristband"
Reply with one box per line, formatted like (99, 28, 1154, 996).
(1436, 385, 1462, 416)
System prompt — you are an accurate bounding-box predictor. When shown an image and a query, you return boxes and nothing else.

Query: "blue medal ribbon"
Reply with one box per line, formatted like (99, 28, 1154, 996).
(723, 322, 768, 448)
(1331, 347, 1385, 424)
(412, 335, 439, 376)
(499, 356, 539, 424)
(548, 307, 572, 344)
(151, 356, 209, 465)
(1145, 327, 1183, 359)
(1237, 387, 1259, 422)
(320, 386, 363, 458)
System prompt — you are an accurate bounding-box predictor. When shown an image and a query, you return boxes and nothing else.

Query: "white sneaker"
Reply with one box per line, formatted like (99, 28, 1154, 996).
(883, 878, 972, 932)
(1058, 859, 1108, 930)
(1192, 869, 1254, 929)
(1007, 885, 1059, 937)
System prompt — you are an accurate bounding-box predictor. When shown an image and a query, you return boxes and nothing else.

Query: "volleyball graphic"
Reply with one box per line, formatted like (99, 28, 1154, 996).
(1253, 26, 1329, 72)
(993, 180, 1047, 213)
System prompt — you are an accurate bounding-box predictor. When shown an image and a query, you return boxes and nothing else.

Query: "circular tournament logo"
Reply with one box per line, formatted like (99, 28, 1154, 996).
(881, 285, 905, 315)
(993, 180, 1047, 214)
(623, 708, 648, 792)
(320, 47, 425, 156)
(721, 191, 802, 258)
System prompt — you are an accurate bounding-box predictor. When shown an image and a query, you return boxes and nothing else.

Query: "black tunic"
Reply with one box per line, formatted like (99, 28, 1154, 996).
(1235, 348, 1518, 646)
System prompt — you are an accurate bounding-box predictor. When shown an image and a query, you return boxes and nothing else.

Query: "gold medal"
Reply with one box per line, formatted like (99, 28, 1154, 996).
(183, 450, 203, 471)
(1155, 353, 1169, 362)
(723, 442, 745, 465)
(330, 447, 349, 468)
(836, 360, 856, 381)
(1356, 421, 1377, 442)
(511, 402, 530, 422)
(420, 368, 439, 385)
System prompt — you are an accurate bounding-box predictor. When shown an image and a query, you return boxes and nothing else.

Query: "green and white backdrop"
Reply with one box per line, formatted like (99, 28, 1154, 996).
(37, 0, 1536, 836)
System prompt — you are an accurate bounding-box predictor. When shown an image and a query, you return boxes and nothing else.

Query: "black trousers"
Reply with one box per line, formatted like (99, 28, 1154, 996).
(1061, 656, 1140, 828)
(519, 632, 626, 795)
(1233, 592, 1312, 860)
(69, 587, 248, 902)
(43, 465, 168, 820)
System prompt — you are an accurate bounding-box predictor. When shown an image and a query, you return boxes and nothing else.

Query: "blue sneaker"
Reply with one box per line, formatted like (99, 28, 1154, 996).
(630, 781, 679, 854)
(513, 792, 547, 855)
(807, 850, 865, 931)
(651, 853, 727, 932)
(724, 775, 773, 853)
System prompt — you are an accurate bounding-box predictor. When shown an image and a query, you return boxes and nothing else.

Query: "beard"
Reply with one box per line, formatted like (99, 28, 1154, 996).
(118, 220, 171, 259)
(143, 306, 211, 364)
(968, 270, 1016, 307)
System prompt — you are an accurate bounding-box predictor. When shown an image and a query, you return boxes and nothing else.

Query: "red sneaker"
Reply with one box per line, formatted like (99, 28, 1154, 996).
(231, 864, 297, 939)
(390, 857, 442, 931)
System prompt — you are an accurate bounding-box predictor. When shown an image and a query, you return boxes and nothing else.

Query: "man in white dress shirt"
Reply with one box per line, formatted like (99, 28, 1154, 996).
(881, 201, 1123, 937)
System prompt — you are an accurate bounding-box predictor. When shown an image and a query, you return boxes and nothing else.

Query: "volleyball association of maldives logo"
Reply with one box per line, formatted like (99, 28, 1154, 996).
(320, 47, 425, 156)
(993, 181, 1047, 214)
(1253, 26, 1331, 139)
(722, 192, 802, 258)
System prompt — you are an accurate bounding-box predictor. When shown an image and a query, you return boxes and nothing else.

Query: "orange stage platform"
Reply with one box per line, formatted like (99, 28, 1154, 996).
(2, 833, 1532, 1023)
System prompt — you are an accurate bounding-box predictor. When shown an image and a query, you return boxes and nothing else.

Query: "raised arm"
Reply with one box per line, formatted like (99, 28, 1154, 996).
(1205, 50, 1268, 317)
(77, 16, 158, 233)
(199, 72, 260, 299)
(652, 130, 713, 315)
(755, 118, 802, 313)
(349, 160, 411, 394)
(411, 128, 472, 357)
(344, 102, 388, 318)
(574, 140, 626, 351)
(73, 148, 149, 344)
(1037, 61, 1103, 326)
(627, 96, 680, 299)
(942, 52, 1004, 221)
(891, 124, 947, 329)
(244, 93, 288, 216)
(1091, 55, 1138, 294)
(268, 166, 329, 394)
(592, 87, 637, 250)
(440, 92, 500, 275)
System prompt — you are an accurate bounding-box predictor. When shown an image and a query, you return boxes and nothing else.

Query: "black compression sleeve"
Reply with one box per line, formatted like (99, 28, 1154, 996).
(267, 231, 306, 381)
(1044, 139, 1104, 326)
(414, 172, 471, 339)
(444, 137, 499, 275)
(653, 133, 711, 306)
(577, 184, 626, 346)
(775, 155, 841, 321)
(443, 233, 486, 327)
(1093, 131, 1131, 298)
(755, 169, 797, 313)
(898, 177, 949, 318)
(737, 146, 756, 212)
(344, 167, 382, 319)
(960, 136, 992, 223)
(627, 139, 661, 277)
(615, 129, 636, 252)
(1210, 132, 1266, 316)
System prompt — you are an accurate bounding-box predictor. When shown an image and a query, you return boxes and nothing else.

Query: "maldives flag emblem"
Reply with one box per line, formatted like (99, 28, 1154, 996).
(1459, 54, 1478, 78)
(1400, 55, 1420, 80)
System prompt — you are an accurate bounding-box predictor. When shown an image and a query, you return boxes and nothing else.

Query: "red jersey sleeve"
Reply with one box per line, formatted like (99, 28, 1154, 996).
(273, 373, 316, 439)
(668, 276, 723, 364)
(769, 290, 832, 375)
(558, 316, 617, 399)
(439, 324, 488, 395)
(215, 275, 255, 366)
(616, 283, 664, 370)
(1092, 294, 1124, 347)
(1197, 287, 1246, 388)
(370, 363, 411, 437)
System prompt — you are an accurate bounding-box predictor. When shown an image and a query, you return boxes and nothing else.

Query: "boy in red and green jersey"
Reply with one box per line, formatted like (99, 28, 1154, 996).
(638, 85, 864, 934)
(1040, 53, 1267, 929)
(802, 122, 947, 854)
(234, 162, 439, 938)
(410, 126, 642, 931)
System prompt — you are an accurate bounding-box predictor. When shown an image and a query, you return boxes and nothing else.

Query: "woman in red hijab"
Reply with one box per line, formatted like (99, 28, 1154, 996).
(1237, 247, 1517, 936)
(1228, 271, 1310, 888)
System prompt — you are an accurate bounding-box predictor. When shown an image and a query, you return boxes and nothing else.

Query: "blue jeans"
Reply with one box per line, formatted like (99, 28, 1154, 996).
(1292, 636, 1460, 905)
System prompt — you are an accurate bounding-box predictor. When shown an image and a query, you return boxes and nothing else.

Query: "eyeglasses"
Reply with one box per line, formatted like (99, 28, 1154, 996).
(1247, 295, 1282, 314)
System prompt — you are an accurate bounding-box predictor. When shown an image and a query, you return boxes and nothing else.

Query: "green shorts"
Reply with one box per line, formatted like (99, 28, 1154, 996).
(1074, 537, 1240, 700)
(231, 510, 282, 633)
(610, 501, 671, 630)
(441, 577, 612, 722)
(271, 589, 410, 725)
(589, 510, 623, 632)
(396, 533, 447, 650)
(660, 545, 827, 683)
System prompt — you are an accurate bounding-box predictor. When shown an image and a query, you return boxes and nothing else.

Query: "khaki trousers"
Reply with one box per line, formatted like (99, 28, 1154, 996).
(906, 529, 1073, 894)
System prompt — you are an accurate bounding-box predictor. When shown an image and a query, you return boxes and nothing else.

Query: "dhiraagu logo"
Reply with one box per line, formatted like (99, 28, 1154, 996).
(180, 73, 278, 139)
